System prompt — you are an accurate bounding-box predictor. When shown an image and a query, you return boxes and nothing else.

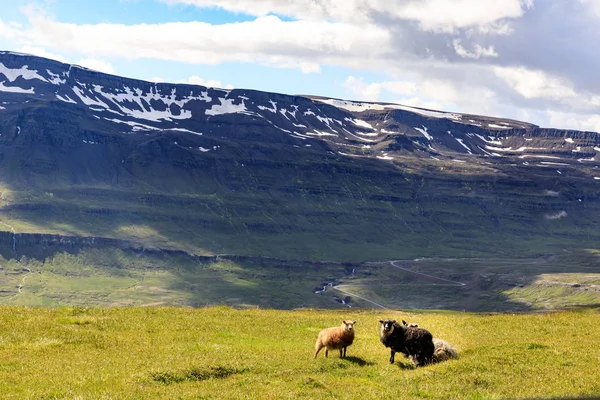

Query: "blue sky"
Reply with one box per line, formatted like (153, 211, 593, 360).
(1, 0, 600, 132)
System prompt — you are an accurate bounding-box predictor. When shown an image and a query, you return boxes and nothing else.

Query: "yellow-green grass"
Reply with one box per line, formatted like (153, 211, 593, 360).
(1, 306, 599, 399)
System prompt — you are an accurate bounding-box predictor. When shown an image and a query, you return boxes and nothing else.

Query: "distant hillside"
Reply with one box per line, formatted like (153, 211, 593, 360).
(0, 51, 600, 309)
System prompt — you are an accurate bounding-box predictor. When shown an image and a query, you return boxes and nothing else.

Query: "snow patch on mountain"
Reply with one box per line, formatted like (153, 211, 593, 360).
(455, 138, 472, 154)
(345, 118, 375, 130)
(72, 86, 113, 110)
(514, 146, 545, 152)
(519, 155, 565, 160)
(540, 161, 569, 166)
(316, 98, 386, 112)
(488, 123, 511, 129)
(258, 100, 277, 113)
(307, 130, 338, 137)
(0, 81, 35, 94)
(279, 109, 292, 121)
(55, 93, 77, 104)
(104, 117, 160, 132)
(206, 97, 252, 116)
(545, 211, 567, 220)
(544, 190, 560, 196)
(315, 97, 462, 121)
(92, 84, 198, 121)
(169, 128, 203, 136)
(414, 126, 432, 141)
(0, 63, 47, 83)
(47, 70, 65, 85)
(474, 133, 502, 145)
(485, 145, 513, 152)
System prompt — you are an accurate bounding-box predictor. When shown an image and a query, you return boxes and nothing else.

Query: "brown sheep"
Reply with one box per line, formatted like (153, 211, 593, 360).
(314, 320, 356, 358)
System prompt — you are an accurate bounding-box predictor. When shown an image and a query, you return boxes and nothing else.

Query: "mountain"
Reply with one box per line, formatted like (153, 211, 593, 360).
(1, 50, 600, 264)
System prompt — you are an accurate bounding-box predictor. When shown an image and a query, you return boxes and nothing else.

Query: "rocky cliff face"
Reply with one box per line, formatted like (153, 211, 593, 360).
(1, 51, 599, 261)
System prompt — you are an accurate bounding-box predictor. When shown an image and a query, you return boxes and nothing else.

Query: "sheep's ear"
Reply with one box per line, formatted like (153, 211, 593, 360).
(352, 320, 356, 325)
(391, 320, 396, 324)
(402, 320, 407, 325)
(379, 320, 384, 324)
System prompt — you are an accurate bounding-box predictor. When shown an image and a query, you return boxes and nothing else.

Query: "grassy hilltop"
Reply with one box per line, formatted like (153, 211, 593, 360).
(1, 306, 599, 399)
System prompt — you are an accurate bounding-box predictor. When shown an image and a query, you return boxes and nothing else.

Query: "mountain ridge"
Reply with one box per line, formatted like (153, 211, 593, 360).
(0, 50, 599, 263)
(2, 50, 599, 168)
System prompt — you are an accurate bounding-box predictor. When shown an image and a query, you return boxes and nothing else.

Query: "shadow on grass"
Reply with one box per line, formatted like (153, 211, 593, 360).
(394, 360, 417, 370)
(343, 356, 375, 366)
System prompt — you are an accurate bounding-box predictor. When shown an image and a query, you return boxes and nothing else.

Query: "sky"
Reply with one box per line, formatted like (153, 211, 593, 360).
(0, 0, 599, 132)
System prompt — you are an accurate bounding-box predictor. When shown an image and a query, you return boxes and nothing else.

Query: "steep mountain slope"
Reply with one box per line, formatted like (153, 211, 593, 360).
(1, 51, 600, 263)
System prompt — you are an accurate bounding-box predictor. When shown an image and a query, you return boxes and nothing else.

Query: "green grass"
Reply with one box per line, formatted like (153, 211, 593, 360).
(0, 306, 599, 399)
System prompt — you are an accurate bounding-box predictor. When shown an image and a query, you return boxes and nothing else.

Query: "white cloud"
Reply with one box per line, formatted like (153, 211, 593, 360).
(547, 111, 600, 133)
(492, 66, 600, 114)
(265, 60, 321, 74)
(344, 76, 464, 106)
(343, 76, 384, 101)
(77, 58, 115, 74)
(185, 75, 232, 89)
(148, 76, 165, 83)
(494, 66, 576, 100)
(0, 0, 598, 133)
(1, 13, 389, 73)
(16, 46, 67, 63)
(471, 21, 514, 36)
(579, 0, 600, 17)
(164, 0, 532, 32)
(300, 62, 321, 74)
(385, 0, 532, 33)
(394, 97, 448, 112)
(452, 39, 498, 59)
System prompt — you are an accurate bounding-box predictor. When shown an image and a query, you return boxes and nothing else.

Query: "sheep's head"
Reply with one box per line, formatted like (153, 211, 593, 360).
(379, 319, 396, 335)
(342, 320, 356, 333)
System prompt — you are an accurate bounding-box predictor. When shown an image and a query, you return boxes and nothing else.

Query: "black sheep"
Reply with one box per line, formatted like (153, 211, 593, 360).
(401, 320, 459, 363)
(379, 319, 434, 366)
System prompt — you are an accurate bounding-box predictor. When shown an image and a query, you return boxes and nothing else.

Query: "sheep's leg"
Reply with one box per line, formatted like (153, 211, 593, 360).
(325, 348, 329, 358)
(390, 351, 395, 364)
(314, 344, 322, 359)
(342, 346, 347, 358)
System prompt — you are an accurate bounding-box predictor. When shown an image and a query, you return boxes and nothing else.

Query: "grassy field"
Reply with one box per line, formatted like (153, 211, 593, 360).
(0, 306, 599, 399)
